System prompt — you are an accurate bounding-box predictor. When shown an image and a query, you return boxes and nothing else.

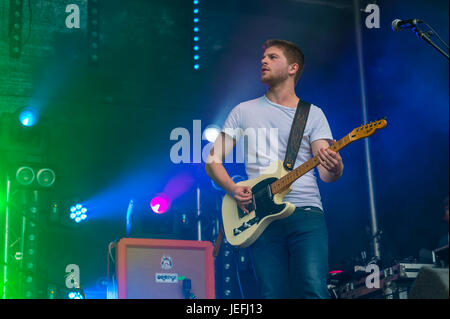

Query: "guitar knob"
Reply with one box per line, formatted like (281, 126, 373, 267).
(244, 222, 251, 228)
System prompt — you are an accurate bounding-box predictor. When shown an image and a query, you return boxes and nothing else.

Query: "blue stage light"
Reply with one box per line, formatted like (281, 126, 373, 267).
(69, 204, 88, 223)
(193, 0, 200, 70)
(67, 291, 84, 299)
(18, 107, 39, 127)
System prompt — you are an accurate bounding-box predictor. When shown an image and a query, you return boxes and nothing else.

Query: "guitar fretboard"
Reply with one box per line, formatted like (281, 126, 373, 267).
(270, 135, 351, 195)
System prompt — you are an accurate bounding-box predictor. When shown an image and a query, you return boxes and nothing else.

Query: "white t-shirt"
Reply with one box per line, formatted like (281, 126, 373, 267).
(221, 95, 333, 211)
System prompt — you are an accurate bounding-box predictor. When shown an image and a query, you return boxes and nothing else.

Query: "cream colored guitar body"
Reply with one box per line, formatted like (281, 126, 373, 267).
(221, 160, 296, 248)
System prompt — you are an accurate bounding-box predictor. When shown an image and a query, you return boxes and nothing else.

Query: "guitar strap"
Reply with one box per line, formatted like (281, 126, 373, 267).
(283, 98, 311, 171)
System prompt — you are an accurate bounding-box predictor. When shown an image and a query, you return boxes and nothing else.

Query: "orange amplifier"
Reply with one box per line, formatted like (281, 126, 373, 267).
(116, 238, 215, 299)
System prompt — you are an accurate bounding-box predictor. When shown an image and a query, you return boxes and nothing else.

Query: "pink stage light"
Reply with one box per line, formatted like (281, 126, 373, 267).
(150, 194, 171, 214)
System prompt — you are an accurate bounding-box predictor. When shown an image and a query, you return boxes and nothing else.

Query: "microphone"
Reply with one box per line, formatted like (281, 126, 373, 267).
(392, 19, 423, 31)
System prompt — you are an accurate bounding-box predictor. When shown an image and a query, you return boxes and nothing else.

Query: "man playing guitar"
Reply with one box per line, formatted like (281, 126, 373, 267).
(205, 39, 344, 298)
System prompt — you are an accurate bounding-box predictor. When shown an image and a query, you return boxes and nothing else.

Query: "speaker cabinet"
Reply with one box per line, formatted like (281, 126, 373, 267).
(116, 238, 215, 299)
(409, 266, 449, 299)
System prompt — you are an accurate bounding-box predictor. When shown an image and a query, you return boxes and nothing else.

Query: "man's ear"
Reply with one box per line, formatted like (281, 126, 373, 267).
(289, 63, 299, 76)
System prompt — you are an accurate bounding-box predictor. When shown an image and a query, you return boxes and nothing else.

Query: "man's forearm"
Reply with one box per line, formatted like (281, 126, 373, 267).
(320, 163, 343, 183)
(205, 162, 236, 194)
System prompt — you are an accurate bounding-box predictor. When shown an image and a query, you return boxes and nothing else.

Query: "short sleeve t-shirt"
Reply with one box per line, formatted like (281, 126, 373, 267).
(221, 95, 333, 211)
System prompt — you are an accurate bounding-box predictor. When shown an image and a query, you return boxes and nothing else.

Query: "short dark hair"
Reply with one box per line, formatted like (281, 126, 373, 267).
(263, 39, 305, 84)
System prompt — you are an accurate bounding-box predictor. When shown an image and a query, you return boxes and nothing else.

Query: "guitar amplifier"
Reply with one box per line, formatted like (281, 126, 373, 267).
(116, 238, 215, 299)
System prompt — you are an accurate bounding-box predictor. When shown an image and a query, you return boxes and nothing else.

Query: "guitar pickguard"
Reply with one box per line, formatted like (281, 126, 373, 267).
(234, 177, 286, 236)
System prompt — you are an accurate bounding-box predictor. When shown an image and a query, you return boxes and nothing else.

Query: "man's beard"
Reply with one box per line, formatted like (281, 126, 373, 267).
(261, 72, 288, 86)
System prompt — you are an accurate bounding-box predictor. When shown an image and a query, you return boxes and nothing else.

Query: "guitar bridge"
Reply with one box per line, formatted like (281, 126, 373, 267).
(233, 217, 260, 236)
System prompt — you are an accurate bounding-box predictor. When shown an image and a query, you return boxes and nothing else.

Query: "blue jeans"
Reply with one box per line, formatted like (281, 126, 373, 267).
(249, 206, 330, 299)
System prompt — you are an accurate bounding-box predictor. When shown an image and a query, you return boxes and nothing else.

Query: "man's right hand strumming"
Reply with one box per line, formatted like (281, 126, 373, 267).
(231, 185, 252, 214)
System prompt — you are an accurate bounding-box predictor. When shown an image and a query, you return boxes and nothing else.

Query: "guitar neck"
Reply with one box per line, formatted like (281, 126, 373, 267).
(271, 134, 352, 195)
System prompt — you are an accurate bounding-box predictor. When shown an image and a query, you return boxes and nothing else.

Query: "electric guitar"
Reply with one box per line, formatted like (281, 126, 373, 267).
(221, 118, 387, 248)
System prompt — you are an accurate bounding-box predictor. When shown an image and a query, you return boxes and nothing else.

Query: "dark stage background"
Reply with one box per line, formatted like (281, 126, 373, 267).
(0, 0, 448, 298)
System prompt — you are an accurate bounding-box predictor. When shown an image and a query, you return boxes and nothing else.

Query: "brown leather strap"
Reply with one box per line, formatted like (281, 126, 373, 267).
(283, 99, 311, 171)
(213, 227, 224, 257)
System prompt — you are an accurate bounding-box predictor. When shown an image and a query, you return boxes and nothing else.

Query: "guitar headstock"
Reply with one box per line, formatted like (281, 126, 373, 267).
(349, 117, 387, 142)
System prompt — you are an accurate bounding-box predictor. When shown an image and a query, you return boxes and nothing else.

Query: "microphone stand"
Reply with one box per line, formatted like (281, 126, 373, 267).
(413, 25, 449, 60)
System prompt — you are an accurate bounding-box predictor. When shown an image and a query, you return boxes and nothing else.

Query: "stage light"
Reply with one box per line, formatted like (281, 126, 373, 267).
(15, 166, 35, 186)
(88, 0, 100, 65)
(193, 0, 200, 71)
(36, 168, 56, 187)
(69, 204, 88, 223)
(9, 0, 23, 58)
(18, 107, 39, 127)
(203, 125, 220, 143)
(150, 194, 171, 214)
(67, 290, 84, 299)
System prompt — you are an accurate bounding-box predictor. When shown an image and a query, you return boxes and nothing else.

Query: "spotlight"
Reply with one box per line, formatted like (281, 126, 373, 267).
(15, 166, 35, 186)
(150, 193, 171, 214)
(9, 0, 24, 58)
(69, 203, 88, 223)
(18, 107, 39, 127)
(36, 168, 56, 187)
(67, 290, 84, 299)
(12, 165, 56, 189)
(203, 125, 220, 143)
(193, 0, 200, 70)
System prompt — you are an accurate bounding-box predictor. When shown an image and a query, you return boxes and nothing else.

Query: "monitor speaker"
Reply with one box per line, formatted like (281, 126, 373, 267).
(408, 266, 449, 299)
